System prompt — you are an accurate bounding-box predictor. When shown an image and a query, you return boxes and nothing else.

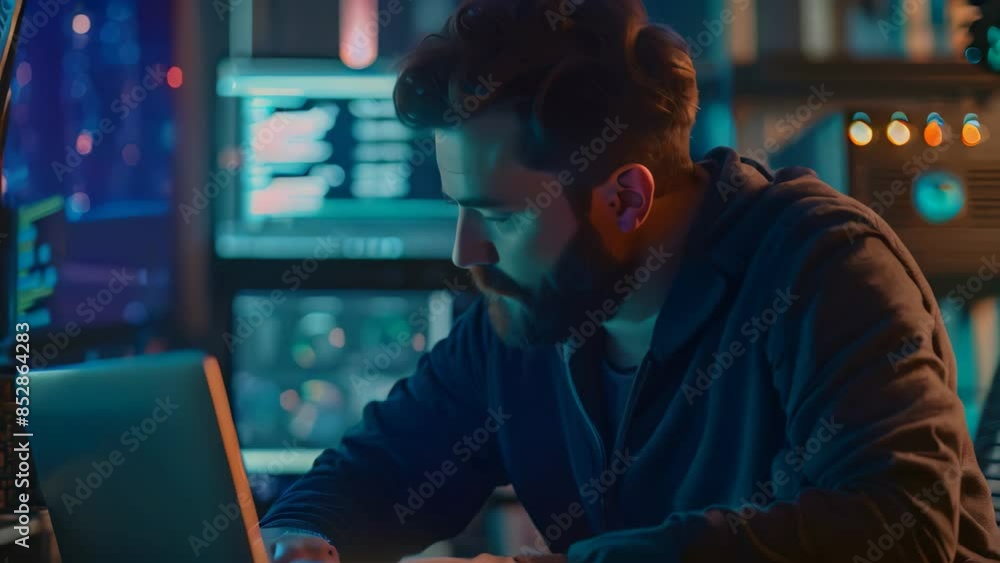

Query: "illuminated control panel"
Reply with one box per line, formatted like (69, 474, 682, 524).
(215, 59, 457, 260)
(232, 290, 467, 473)
(15, 196, 62, 328)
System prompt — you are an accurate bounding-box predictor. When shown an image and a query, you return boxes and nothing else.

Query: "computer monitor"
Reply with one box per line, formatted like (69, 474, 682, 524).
(231, 289, 476, 474)
(0, 0, 23, 155)
(215, 58, 456, 260)
(30, 351, 269, 563)
(3, 0, 176, 339)
(0, 0, 24, 351)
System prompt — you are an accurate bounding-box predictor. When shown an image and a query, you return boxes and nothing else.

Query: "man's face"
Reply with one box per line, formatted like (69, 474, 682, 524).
(436, 112, 640, 348)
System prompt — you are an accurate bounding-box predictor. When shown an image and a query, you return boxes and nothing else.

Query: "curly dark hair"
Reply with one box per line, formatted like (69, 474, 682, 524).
(392, 0, 700, 204)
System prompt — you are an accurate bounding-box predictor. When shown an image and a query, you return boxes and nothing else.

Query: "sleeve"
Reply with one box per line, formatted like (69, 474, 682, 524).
(565, 233, 980, 563)
(258, 298, 508, 562)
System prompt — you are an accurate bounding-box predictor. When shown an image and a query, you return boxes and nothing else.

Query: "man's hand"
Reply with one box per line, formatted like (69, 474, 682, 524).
(261, 527, 340, 563)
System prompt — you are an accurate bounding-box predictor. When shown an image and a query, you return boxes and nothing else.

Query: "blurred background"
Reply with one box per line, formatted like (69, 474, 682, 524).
(1, 0, 999, 559)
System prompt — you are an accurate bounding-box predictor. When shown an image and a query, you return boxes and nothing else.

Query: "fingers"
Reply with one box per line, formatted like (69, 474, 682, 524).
(267, 532, 339, 563)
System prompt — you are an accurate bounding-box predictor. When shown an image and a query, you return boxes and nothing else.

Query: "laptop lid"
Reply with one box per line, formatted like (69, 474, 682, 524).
(29, 351, 269, 562)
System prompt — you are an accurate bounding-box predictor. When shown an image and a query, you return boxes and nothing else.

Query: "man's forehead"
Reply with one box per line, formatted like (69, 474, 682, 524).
(434, 112, 521, 177)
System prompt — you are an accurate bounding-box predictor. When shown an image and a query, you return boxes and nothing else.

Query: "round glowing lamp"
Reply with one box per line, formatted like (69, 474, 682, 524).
(886, 111, 911, 146)
(848, 112, 873, 146)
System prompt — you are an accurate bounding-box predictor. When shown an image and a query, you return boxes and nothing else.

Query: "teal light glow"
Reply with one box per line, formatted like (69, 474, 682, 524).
(990, 50, 1000, 72)
(218, 68, 397, 99)
(912, 171, 966, 224)
(966, 46, 983, 64)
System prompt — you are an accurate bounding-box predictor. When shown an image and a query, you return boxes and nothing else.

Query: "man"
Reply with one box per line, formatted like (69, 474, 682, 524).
(259, 0, 1000, 561)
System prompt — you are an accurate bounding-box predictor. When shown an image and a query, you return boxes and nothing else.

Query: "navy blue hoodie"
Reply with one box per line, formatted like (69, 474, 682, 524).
(259, 147, 1000, 562)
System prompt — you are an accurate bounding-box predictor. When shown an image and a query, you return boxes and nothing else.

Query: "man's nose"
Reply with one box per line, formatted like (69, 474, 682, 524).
(452, 209, 498, 269)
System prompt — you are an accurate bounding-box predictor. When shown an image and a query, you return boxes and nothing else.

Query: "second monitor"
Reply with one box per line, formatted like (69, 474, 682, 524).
(215, 59, 456, 260)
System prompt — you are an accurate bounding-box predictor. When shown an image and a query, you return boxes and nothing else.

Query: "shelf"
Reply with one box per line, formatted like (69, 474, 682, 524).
(733, 58, 1000, 102)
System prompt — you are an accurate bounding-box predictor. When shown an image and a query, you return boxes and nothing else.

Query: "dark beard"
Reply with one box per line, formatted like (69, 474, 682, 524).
(470, 221, 639, 349)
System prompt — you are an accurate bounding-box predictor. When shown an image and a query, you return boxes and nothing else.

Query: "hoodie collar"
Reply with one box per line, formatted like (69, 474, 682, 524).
(558, 147, 775, 365)
(645, 147, 776, 363)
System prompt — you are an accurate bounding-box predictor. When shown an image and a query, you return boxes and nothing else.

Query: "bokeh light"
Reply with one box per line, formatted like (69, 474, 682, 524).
(885, 112, 910, 146)
(15, 62, 31, 86)
(848, 112, 873, 146)
(167, 66, 183, 88)
(962, 122, 982, 146)
(76, 132, 94, 155)
(886, 120, 911, 146)
(849, 120, 873, 146)
(122, 143, 141, 165)
(912, 171, 966, 224)
(72, 14, 91, 35)
(924, 112, 944, 147)
(962, 113, 982, 147)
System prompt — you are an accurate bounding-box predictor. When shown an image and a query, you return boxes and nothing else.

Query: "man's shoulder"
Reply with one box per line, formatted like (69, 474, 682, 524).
(713, 166, 918, 298)
(763, 167, 875, 228)
(748, 168, 899, 259)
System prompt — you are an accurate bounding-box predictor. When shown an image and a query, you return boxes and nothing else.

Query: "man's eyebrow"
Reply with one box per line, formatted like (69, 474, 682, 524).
(441, 193, 511, 209)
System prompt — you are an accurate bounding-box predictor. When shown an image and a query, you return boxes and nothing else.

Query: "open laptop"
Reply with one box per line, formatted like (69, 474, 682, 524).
(29, 351, 270, 563)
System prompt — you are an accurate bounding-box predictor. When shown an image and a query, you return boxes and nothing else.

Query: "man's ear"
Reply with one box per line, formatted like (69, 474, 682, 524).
(596, 164, 655, 233)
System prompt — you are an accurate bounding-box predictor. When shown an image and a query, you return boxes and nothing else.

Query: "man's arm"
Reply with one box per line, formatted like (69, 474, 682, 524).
(259, 298, 508, 562)
(565, 234, 996, 562)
